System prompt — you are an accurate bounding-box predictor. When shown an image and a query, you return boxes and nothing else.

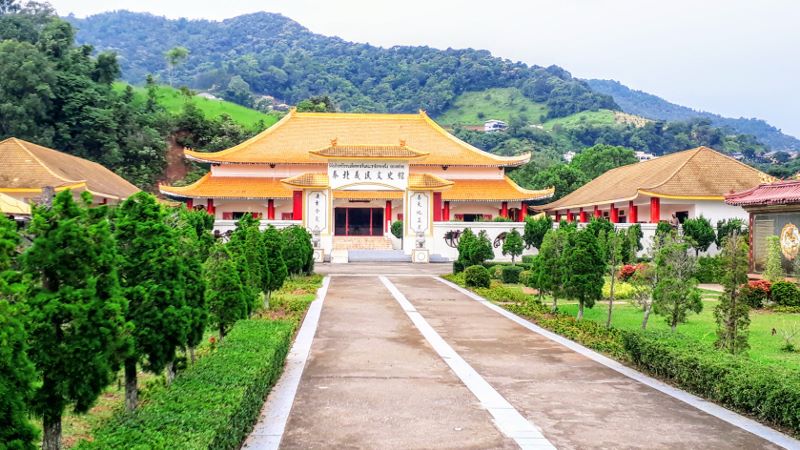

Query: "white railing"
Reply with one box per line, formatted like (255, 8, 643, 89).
(213, 219, 302, 234)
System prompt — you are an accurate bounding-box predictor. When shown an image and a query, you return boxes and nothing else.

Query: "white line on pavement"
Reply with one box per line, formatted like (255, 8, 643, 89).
(379, 276, 557, 450)
(434, 276, 800, 450)
(243, 276, 331, 450)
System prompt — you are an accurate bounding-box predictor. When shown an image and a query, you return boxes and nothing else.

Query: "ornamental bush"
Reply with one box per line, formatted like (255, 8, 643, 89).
(464, 265, 490, 288)
(623, 331, 800, 434)
(696, 255, 724, 283)
(771, 281, 800, 307)
(78, 319, 295, 450)
(522, 255, 536, 264)
(391, 220, 403, 239)
(452, 259, 465, 274)
(741, 280, 771, 308)
(519, 270, 533, 286)
(602, 279, 635, 300)
(501, 265, 524, 284)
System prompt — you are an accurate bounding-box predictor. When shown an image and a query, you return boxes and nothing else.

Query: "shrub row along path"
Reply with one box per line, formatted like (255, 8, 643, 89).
(245, 264, 787, 450)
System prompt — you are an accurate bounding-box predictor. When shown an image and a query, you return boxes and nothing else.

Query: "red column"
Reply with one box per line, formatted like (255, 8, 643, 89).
(519, 202, 527, 222)
(293, 191, 303, 221)
(579, 208, 588, 223)
(207, 199, 215, 216)
(649, 197, 660, 223)
(628, 201, 637, 224)
(443, 201, 450, 221)
(385, 200, 392, 232)
(267, 199, 275, 220)
(610, 204, 619, 223)
(501, 201, 509, 218)
(186, 198, 193, 209)
(554, 211, 561, 222)
(433, 192, 442, 222)
(593, 205, 600, 218)
(566, 210, 573, 222)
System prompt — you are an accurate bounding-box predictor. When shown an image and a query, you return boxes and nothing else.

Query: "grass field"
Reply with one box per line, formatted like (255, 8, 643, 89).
(113, 83, 280, 129)
(541, 108, 617, 130)
(558, 297, 800, 369)
(435, 87, 548, 126)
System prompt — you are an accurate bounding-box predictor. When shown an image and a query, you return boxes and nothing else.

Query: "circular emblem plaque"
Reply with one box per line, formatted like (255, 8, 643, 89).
(780, 223, 800, 260)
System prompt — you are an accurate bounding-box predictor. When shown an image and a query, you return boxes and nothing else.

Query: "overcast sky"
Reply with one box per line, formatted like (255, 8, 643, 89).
(49, 0, 800, 137)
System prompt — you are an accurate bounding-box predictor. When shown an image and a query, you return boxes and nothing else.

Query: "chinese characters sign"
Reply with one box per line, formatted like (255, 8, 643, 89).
(409, 191, 430, 234)
(305, 190, 328, 233)
(328, 161, 408, 190)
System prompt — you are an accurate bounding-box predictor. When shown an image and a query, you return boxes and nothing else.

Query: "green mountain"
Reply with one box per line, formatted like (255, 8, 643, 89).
(586, 79, 800, 152)
(66, 11, 617, 118)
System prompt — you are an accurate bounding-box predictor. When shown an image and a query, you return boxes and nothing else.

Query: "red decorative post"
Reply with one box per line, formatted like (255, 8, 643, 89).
(433, 192, 442, 222)
(186, 198, 193, 209)
(501, 201, 509, 219)
(207, 199, 215, 216)
(593, 205, 600, 218)
(519, 202, 527, 222)
(649, 197, 660, 223)
(579, 208, 588, 223)
(443, 201, 451, 221)
(610, 204, 619, 223)
(628, 201, 638, 223)
(385, 200, 392, 232)
(566, 210, 573, 222)
(292, 191, 303, 221)
(267, 199, 275, 220)
(554, 211, 561, 222)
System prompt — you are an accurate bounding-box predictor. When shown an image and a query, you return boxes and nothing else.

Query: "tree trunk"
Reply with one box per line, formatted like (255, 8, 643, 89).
(124, 358, 138, 412)
(42, 410, 62, 450)
(264, 290, 271, 309)
(166, 360, 176, 386)
(641, 303, 652, 330)
(189, 346, 196, 365)
(551, 295, 558, 313)
(577, 301, 584, 320)
(606, 273, 616, 328)
(219, 324, 225, 341)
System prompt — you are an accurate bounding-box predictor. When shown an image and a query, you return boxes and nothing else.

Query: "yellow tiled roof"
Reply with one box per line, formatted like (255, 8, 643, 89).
(281, 172, 329, 189)
(184, 110, 530, 167)
(542, 146, 768, 211)
(0, 137, 140, 200)
(443, 177, 554, 202)
(0, 193, 31, 215)
(309, 144, 428, 160)
(159, 173, 292, 199)
(408, 173, 454, 190)
(332, 190, 404, 200)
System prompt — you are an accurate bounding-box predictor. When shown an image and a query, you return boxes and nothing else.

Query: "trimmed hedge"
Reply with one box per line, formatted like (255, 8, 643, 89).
(696, 256, 724, 283)
(519, 270, 533, 286)
(78, 319, 295, 450)
(623, 331, 800, 434)
(464, 265, 490, 288)
(771, 281, 800, 307)
(501, 265, 524, 284)
(452, 259, 465, 274)
(521, 255, 536, 264)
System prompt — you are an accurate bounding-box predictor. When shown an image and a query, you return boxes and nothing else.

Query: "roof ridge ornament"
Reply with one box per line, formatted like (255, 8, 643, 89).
(330, 137, 337, 148)
(399, 139, 406, 148)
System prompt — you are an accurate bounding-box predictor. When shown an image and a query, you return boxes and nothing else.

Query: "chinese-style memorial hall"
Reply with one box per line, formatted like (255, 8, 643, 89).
(160, 109, 553, 260)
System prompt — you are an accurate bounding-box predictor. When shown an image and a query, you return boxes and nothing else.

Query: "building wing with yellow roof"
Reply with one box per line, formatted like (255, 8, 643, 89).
(160, 109, 552, 257)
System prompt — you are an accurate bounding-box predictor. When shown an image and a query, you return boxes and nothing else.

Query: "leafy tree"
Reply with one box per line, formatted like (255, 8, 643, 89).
(585, 217, 614, 237)
(228, 214, 266, 313)
(223, 75, 254, 107)
(682, 216, 715, 256)
(715, 218, 747, 248)
(563, 229, 604, 320)
(296, 95, 336, 112)
(626, 224, 643, 262)
(502, 228, 524, 264)
(176, 208, 211, 365)
(23, 191, 128, 449)
(164, 46, 188, 86)
(474, 230, 495, 265)
(0, 39, 55, 141)
(653, 233, 702, 331)
(601, 230, 625, 328)
(204, 243, 249, 340)
(531, 228, 569, 311)
(570, 144, 637, 180)
(763, 235, 784, 282)
(714, 230, 750, 354)
(629, 263, 657, 329)
(114, 192, 190, 411)
(522, 215, 551, 250)
(262, 225, 288, 305)
(282, 225, 313, 275)
(512, 163, 587, 201)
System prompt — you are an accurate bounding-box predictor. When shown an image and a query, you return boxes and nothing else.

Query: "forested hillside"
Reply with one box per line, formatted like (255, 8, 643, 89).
(67, 11, 617, 118)
(586, 79, 800, 151)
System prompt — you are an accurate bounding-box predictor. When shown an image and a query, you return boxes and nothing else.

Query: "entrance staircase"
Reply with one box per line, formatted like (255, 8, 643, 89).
(333, 236, 394, 251)
(331, 236, 410, 263)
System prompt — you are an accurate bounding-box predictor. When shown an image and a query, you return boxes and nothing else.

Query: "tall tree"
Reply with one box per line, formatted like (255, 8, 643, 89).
(176, 208, 211, 365)
(23, 191, 128, 450)
(570, 144, 638, 180)
(522, 215, 552, 250)
(682, 216, 715, 256)
(564, 229, 605, 320)
(228, 214, 266, 313)
(114, 192, 190, 411)
(653, 233, 702, 331)
(262, 225, 288, 306)
(164, 46, 188, 86)
(502, 228, 524, 264)
(534, 228, 570, 312)
(601, 230, 624, 328)
(204, 243, 249, 340)
(714, 230, 750, 354)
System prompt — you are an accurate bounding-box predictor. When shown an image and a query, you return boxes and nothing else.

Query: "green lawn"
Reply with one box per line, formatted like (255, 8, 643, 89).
(558, 298, 800, 369)
(541, 109, 617, 131)
(435, 87, 548, 126)
(113, 83, 280, 129)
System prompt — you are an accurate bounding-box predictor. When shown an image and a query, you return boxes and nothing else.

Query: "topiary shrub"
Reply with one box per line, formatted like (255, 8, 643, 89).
(696, 255, 724, 283)
(491, 265, 504, 280)
(391, 221, 403, 239)
(464, 265, 490, 288)
(519, 270, 533, 286)
(501, 265, 524, 284)
(771, 281, 800, 307)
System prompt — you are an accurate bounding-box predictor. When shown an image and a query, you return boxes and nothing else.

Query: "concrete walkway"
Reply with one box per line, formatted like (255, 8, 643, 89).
(248, 264, 794, 450)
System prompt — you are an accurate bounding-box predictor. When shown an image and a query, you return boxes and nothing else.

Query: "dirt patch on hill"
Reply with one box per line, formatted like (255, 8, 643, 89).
(162, 134, 190, 184)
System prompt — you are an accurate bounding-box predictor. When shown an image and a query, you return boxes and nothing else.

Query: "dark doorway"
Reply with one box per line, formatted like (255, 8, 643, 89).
(334, 207, 384, 236)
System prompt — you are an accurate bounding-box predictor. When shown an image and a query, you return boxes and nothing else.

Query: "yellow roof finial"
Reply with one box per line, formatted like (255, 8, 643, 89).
(330, 137, 338, 148)
(399, 139, 406, 147)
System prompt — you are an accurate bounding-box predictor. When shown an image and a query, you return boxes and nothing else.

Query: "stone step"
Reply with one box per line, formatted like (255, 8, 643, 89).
(333, 236, 393, 250)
